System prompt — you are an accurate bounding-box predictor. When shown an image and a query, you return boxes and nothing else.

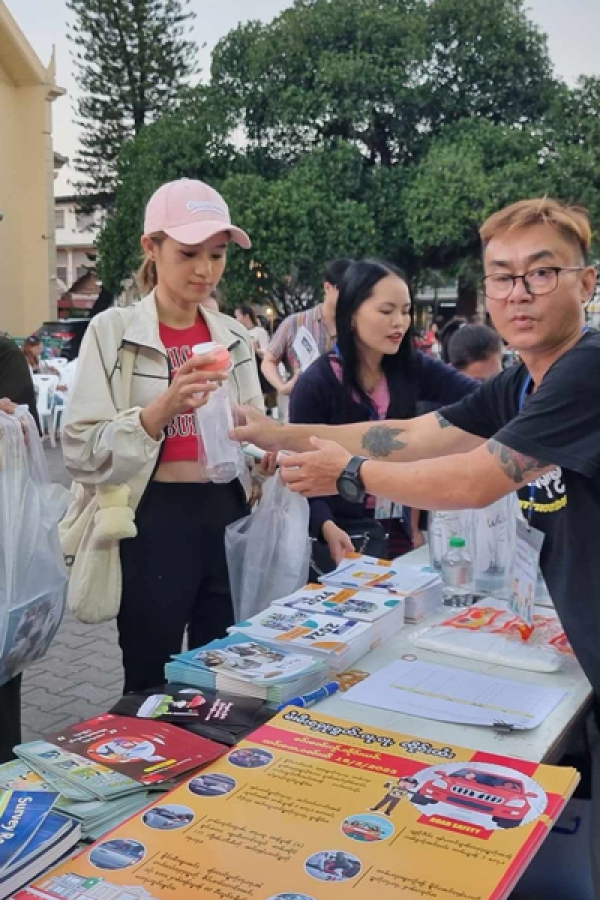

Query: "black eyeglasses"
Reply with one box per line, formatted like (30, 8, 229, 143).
(483, 266, 586, 301)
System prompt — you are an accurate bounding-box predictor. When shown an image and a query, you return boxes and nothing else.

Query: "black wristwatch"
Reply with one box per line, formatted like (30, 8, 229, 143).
(336, 456, 368, 503)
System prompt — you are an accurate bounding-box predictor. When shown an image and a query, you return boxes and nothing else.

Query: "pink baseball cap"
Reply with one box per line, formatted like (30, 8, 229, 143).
(144, 178, 251, 249)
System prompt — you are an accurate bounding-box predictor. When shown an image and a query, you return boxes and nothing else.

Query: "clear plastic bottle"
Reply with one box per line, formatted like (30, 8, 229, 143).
(192, 342, 239, 484)
(441, 537, 474, 607)
(428, 510, 469, 571)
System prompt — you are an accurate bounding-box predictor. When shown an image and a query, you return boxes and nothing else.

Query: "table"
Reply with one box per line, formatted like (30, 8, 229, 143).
(319, 546, 593, 763)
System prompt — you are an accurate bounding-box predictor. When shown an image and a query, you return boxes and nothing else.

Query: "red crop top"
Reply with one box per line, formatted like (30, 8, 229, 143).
(159, 317, 212, 463)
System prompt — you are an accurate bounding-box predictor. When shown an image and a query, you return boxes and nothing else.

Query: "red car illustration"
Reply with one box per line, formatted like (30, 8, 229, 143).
(342, 820, 384, 842)
(411, 768, 538, 828)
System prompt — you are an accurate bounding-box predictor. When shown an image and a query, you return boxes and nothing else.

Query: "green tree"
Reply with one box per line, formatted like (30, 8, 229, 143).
(423, 0, 555, 129)
(68, 0, 198, 201)
(97, 87, 236, 291)
(211, 0, 556, 166)
(221, 145, 377, 313)
(403, 115, 600, 313)
(211, 0, 428, 165)
(98, 0, 600, 307)
(544, 77, 600, 240)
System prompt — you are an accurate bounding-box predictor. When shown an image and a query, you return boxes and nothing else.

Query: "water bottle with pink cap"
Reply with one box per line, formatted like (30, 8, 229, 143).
(192, 342, 240, 483)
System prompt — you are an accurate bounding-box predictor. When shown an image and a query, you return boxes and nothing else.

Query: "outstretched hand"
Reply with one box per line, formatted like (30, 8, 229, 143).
(279, 437, 352, 497)
(231, 406, 285, 452)
(0, 398, 30, 457)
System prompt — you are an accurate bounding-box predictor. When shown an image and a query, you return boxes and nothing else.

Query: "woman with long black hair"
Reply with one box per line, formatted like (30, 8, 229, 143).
(289, 259, 478, 568)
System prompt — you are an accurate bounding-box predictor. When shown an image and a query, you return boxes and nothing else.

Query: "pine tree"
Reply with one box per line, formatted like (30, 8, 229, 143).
(67, 0, 197, 202)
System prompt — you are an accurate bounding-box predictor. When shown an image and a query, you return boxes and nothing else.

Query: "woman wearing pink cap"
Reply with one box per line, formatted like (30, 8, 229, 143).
(62, 179, 269, 693)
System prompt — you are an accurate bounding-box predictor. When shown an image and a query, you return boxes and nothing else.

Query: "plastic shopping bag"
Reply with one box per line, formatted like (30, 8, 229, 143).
(0, 408, 70, 686)
(471, 494, 518, 596)
(225, 472, 310, 623)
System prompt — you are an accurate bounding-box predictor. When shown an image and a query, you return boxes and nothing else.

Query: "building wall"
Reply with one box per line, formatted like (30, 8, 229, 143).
(0, 12, 62, 339)
(55, 200, 102, 290)
(56, 247, 97, 288)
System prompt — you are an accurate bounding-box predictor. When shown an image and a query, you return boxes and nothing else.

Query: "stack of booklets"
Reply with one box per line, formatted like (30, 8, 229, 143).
(166, 633, 331, 707)
(110, 683, 273, 747)
(274, 581, 404, 640)
(228, 584, 405, 671)
(10, 714, 226, 839)
(0, 788, 79, 899)
(322, 552, 442, 622)
(0, 759, 154, 842)
(15, 709, 580, 900)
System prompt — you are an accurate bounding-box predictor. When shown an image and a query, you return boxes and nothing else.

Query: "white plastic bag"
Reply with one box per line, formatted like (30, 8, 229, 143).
(428, 496, 519, 598)
(472, 494, 518, 596)
(225, 472, 310, 623)
(0, 408, 70, 685)
(411, 597, 572, 673)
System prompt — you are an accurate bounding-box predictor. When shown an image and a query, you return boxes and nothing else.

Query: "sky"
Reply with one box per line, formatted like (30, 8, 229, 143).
(8, 0, 600, 194)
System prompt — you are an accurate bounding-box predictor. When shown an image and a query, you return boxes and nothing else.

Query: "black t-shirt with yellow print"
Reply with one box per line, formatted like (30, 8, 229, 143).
(440, 329, 600, 696)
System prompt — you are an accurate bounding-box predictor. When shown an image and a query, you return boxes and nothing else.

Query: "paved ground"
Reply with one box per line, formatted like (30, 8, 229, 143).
(20, 442, 125, 742)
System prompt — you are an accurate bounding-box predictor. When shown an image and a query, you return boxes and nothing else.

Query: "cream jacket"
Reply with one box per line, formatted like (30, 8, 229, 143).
(62, 292, 264, 509)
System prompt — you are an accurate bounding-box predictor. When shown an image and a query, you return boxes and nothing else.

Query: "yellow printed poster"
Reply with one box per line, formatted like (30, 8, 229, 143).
(16, 710, 579, 900)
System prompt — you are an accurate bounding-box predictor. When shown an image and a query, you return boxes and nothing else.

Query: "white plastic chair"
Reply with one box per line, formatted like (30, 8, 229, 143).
(32, 374, 59, 446)
(51, 359, 78, 442)
(53, 398, 66, 442)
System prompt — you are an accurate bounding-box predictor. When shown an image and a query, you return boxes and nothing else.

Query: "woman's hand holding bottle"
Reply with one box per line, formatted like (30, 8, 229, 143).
(141, 351, 228, 439)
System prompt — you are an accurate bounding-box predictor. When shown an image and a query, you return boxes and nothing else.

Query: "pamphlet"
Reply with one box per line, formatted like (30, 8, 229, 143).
(16, 710, 579, 900)
(229, 605, 376, 670)
(278, 583, 404, 623)
(16, 715, 225, 793)
(292, 325, 320, 372)
(173, 634, 321, 685)
(110, 684, 272, 746)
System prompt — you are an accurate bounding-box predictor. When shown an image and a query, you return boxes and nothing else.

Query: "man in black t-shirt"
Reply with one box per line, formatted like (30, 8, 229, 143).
(232, 198, 600, 895)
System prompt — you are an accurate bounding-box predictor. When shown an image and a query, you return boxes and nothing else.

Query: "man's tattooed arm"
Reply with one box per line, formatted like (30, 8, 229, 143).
(486, 438, 551, 483)
(361, 425, 407, 459)
(434, 411, 453, 429)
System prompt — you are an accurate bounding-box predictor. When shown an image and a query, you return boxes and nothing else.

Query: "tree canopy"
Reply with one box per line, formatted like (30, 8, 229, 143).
(211, 0, 556, 165)
(97, 0, 600, 313)
(68, 0, 198, 200)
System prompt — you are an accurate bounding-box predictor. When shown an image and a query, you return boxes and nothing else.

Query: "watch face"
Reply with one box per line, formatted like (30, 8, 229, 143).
(338, 475, 362, 503)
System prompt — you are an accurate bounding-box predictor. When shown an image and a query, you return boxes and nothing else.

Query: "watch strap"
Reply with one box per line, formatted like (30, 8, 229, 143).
(344, 455, 368, 484)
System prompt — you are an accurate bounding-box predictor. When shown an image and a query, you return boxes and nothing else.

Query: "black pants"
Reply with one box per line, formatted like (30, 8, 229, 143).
(0, 674, 21, 763)
(372, 794, 401, 815)
(118, 481, 248, 694)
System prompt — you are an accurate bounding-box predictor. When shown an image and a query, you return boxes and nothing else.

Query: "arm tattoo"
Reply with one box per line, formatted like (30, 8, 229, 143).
(486, 438, 550, 484)
(435, 411, 453, 429)
(361, 425, 407, 459)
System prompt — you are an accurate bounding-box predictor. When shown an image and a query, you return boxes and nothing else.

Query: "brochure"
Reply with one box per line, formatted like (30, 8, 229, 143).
(229, 605, 377, 670)
(166, 634, 330, 706)
(0, 760, 161, 841)
(322, 553, 442, 622)
(16, 715, 225, 795)
(173, 634, 322, 684)
(110, 684, 272, 746)
(277, 583, 405, 623)
(16, 710, 579, 900)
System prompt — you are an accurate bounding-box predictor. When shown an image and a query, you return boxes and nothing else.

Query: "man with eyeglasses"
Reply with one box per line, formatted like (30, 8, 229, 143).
(232, 197, 600, 894)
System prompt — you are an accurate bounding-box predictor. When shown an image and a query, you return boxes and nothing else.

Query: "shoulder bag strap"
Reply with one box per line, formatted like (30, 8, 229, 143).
(119, 342, 138, 411)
